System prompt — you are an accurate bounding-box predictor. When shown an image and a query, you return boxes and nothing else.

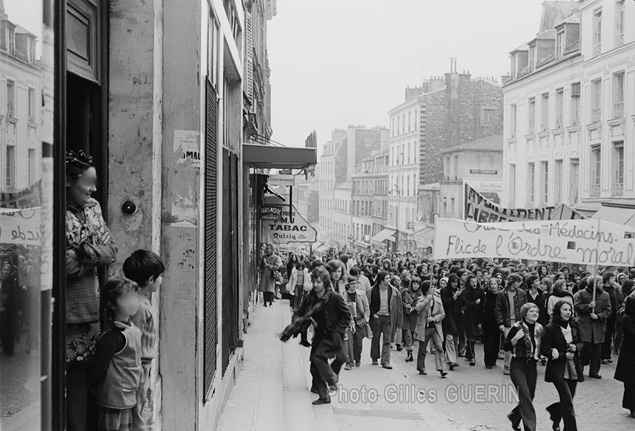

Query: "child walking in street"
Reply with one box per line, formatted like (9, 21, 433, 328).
(123, 250, 165, 431)
(90, 277, 142, 431)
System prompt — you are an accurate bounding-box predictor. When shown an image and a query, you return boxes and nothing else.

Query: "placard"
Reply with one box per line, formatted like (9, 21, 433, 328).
(434, 218, 635, 266)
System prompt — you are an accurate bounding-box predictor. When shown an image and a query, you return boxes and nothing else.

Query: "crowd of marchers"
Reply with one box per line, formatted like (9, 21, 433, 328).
(264, 245, 635, 431)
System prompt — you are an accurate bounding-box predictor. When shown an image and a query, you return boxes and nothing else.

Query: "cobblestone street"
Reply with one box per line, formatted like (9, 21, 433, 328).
(218, 299, 632, 431)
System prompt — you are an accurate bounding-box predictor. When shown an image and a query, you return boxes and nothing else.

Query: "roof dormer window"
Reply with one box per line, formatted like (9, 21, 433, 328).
(556, 29, 564, 59)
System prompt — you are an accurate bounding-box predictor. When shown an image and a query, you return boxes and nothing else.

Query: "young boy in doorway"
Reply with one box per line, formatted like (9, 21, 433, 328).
(123, 250, 165, 431)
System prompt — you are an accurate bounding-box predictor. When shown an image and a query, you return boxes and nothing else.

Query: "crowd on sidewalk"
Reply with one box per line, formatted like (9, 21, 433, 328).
(270, 244, 635, 431)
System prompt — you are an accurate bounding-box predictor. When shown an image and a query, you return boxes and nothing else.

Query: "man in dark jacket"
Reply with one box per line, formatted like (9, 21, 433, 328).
(601, 272, 619, 364)
(495, 273, 527, 375)
(293, 267, 352, 404)
(574, 275, 611, 378)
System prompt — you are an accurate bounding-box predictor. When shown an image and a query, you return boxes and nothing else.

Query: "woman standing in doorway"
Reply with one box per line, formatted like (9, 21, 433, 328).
(65, 150, 118, 430)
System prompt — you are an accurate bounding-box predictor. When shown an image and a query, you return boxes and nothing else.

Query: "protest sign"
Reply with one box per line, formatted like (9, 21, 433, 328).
(0, 208, 42, 247)
(433, 218, 635, 266)
(464, 183, 586, 222)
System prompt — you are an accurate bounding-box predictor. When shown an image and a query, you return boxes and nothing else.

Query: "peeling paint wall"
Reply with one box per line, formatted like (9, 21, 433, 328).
(107, 0, 164, 428)
(160, 0, 202, 429)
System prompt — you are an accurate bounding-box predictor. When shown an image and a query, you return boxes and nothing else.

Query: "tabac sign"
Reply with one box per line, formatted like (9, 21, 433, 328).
(262, 205, 317, 244)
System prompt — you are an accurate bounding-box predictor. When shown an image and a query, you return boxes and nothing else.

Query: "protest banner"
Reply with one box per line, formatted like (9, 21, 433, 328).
(433, 217, 635, 266)
(464, 183, 586, 222)
(0, 208, 42, 247)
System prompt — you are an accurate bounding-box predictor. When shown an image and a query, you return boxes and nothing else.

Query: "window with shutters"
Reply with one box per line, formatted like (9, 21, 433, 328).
(204, 78, 219, 401)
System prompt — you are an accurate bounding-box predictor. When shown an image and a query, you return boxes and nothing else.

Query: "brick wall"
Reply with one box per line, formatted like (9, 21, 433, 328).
(418, 74, 503, 186)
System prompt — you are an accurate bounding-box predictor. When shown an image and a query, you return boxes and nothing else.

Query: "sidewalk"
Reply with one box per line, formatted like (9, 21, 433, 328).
(216, 299, 461, 431)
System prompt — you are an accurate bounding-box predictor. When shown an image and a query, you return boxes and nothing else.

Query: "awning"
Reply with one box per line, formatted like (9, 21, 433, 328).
(243, 143, 317, 169)
(316, 245, 330, 253)
(592, 205, 635, 229)
(413, 226, 435, 248)
(371, 228, 396, 243)
(354, 241, 371, 249)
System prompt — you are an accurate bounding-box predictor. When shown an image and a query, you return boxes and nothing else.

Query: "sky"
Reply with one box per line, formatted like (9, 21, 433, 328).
(268, 0, 545, 152)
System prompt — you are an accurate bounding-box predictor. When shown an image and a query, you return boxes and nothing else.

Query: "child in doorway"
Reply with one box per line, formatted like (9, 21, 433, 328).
(123, 250, 165, 431)
(90, 277, 142, 431)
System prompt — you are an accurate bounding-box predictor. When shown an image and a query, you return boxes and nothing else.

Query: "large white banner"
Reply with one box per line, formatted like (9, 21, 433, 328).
(433, 218, 635, 266)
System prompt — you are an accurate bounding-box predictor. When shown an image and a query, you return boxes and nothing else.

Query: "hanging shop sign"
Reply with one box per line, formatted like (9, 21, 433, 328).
(262, 205, 317, 244)
(434, 218, 635, 266)
(259, 205, 282, 221)
(464, 183, 586, 223)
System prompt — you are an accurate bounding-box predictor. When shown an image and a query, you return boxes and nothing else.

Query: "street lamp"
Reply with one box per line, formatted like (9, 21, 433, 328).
(389, 183, 401, 252)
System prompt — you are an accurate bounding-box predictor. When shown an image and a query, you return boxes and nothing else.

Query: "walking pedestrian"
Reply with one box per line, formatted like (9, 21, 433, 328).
(503, 303, 544, 431)
(496, 273, 528, 375)
(614, 296, 635, 418)
(440, 274, 462, 370)
(343, 274, 370, 369)
(574, 275, 611, 378)
(482, 278, 501, 369)
(413, 280, 448, 378)
(367, 270, 402, 369)
(542, 300, 584, 431)
(289, 267, 351, 405)
(462, 274, 484, 366)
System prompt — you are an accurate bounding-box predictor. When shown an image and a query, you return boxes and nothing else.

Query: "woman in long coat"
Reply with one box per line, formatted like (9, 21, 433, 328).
(440, 274, 462, 370)
(402, 276, 423, 363)
(541, 300, 584, 431)
(615, 296, 635, 418)
(462, 274, 485, 366)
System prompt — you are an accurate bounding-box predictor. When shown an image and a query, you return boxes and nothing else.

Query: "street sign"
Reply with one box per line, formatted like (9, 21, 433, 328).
(262, 205, 317, 244)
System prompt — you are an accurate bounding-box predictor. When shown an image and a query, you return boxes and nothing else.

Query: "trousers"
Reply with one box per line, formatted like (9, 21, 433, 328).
(417, 327, 446, 372)
(508, 358, 537, 431)
(370, 315, 391, 365)
(546, 379, 578, 431)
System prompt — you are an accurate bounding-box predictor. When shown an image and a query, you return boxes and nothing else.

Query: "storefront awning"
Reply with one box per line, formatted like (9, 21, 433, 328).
(592, 205, 635, 229)
(413, 226, 434, 248)
(316, 245, 330, 253)
(371, 228, 396, 243)
(354, 241, 371, 249)
(243, 143, 317, 169)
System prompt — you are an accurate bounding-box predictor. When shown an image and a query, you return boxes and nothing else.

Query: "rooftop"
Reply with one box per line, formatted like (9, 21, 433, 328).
(441, 134, 503, 154)
(538, 1, 579, 33)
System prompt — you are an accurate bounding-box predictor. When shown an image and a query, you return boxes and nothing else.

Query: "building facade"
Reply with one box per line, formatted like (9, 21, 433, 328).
(316, 125, 388, 246)
(439, 134, 504, 219)
(389, 72, 503, 250)
(503, 0, 635, 217)
(333, 182, 352, 250)
(0, 2, 310, 431)
(351, 151, 389, 252)
(0, 7, 40, 192)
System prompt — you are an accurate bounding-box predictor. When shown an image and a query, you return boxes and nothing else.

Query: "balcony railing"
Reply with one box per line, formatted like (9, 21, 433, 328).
(612, 183, 624, 197)
(590, 183, 601, 197)
(594, 42, 602, 56)
(592, 108, 602, 123)
(614, 102, 624, 119)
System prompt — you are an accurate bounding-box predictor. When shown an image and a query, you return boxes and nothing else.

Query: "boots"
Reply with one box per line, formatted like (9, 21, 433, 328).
(405, 350, 413, 362)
